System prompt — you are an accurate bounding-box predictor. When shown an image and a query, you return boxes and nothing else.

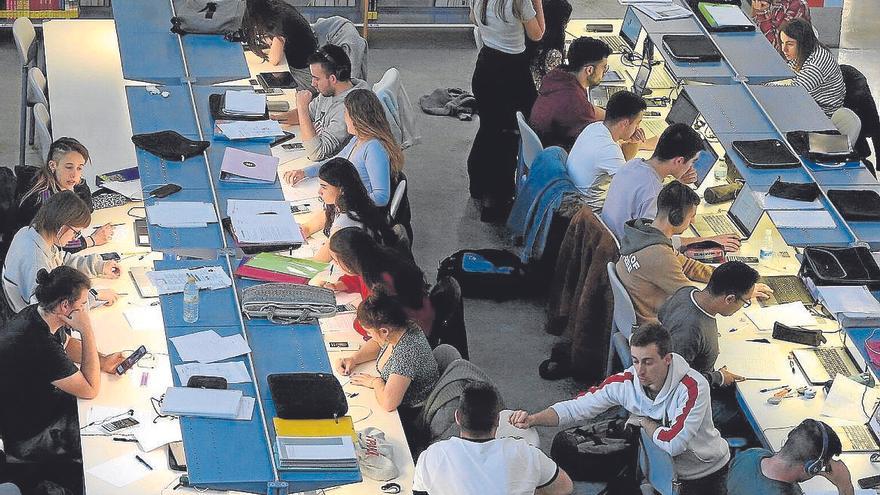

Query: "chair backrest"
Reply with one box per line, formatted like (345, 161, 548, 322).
(429, 275, 468, 359)
(516, 111, 543, 172)
(473, 26, 483, 52)
(12, 17, 36, 66)
(33, 102, 52, 163)
(0, 483, 22, 495)
(27, 67, 48, 108)
(639, 428, 678, 495)
(607, 262, 637, 340)
(432, 344, 461, 375)
(389, 179, 406, 220)
(831, 107, 862, 147)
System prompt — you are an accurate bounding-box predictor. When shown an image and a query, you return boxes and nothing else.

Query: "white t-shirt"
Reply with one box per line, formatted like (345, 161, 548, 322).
(413, 437, 559, 495)
(600, 158, 663, 241)
(566, 121, 626, 211)
(472, 0, 537, 54)
(329, 212, 364, 237)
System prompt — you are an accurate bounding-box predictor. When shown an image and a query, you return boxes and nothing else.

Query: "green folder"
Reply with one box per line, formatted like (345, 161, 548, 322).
(244, 253, 328, 278)
(697, 2, 751, 28)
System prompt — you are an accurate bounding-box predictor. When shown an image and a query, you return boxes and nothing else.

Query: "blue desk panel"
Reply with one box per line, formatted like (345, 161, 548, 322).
(126, 85, 201, 136)
(137, 148, 215, 191)
(811, 165, 879, 186)
(748, 85, 834, 134)
(180, 34, 250, 84)
(685, 86, 776, 135)
(143, 188, 225, 252)
(715, 132, 812, 187)
(712, 32, 793, 84)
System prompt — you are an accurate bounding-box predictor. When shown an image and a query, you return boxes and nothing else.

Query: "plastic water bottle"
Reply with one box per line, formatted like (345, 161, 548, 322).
(759, 229, 775, 265)
(713, 159, 728, 181)
(183, 274, 199, 323)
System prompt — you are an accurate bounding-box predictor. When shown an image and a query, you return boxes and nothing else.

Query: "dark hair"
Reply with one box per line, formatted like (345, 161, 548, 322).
(318, 158, 394, 243)
(567, 37, 612, 72)
(307, 44, 352, 82)
(34, 266, 91, 312)
(21, 137, 90, 207)
(32, 190, 91, 234)
(356, 290, 410, 331)
(652, 123, 704, 162)
(780, 18, 818, 69)
(457, 381, 502, 434)
(630, 322, 672, 357)
(656, 180, 700, 226)
(706, 261, 760, 298)
(241, 0, 316, 63)
(328, 228, 427, 309)
(605, 91, 647, 123)
(780, 419, 842, 467)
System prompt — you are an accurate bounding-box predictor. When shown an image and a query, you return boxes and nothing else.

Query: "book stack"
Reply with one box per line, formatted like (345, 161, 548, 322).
(223, 200, 304, 254)
(276, 436, 358, 471)
(223, 90, 267, 118)
(234, 253, 328, 283)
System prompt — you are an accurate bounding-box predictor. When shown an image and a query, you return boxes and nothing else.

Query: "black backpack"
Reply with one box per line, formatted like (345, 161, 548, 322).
(550, 416, 638, 483)
(437, 249, 528, 301)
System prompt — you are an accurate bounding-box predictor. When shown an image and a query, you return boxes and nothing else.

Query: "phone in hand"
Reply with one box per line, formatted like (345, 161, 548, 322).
(150, 183, 182, 198)
(116, 345, 148, 375)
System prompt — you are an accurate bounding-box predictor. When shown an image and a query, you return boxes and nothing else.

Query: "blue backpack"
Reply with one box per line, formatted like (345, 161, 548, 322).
(437, 249, 528, 301)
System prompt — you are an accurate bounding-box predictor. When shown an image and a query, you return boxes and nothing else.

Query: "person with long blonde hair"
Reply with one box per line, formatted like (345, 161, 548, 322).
(285, 88, 403, 207)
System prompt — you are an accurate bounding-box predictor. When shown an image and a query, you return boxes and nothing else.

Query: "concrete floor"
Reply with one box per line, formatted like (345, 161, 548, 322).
(0, 1, 877, 493)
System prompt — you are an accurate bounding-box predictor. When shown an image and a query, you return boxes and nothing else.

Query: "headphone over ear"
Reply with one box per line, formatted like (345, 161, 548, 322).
(668, 206, 685, 227)
(804, 420, 829, 476)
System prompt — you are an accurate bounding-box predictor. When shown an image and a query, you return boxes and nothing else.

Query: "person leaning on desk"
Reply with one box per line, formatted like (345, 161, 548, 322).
(3, 191, 123, 314)
(0, 266, 125, 462)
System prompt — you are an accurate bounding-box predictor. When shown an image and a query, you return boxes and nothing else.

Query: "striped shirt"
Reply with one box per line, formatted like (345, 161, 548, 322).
(790, 45, 845, 117)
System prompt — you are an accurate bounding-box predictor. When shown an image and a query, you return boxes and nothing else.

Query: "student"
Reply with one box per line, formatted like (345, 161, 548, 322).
(615, 181, 714, 324)
(3, 191, 121, 313)
(510, 323, 731, 495)
(779, 18, 845, 117)
(17, 137, 114, 252)
(300, 159, 395, 262)
(658, 261, 770, 428)
(529, 36, 610, 150)
(600, 123, 740, 252)
(326, 227, 434, 338)
(270, 45, 369, 161)
(728, 419, 854, 495)
(413, 381, 574, 495)
(336, 291, 439, 450)
(0, 266, 125, 461)
(241, 0, 318, 88)
(468, 0, 545, 221)
(284, 88, 404, 207)
(751, 0, 811, 52)
(566, 90, 647, 211)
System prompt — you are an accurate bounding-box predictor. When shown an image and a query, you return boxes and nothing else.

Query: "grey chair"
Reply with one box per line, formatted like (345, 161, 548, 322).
(13, 17, 37, 168)
(27, 67, 49, 147)
(32, 103, 52, 164)
(605, 261, 637, 376)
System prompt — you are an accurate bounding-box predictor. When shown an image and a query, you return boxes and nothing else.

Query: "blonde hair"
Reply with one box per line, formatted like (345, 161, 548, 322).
(344, 89, 404, 178)
(20, 137, 89, 207)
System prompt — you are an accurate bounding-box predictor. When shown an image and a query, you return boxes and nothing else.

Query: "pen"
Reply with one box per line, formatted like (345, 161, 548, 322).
(761, 384, 789, 393)
(109, 223, 125, 227)
(743, 377, 781, 382)
(113, 437, 138, 442)
(135, 454, 153, 471)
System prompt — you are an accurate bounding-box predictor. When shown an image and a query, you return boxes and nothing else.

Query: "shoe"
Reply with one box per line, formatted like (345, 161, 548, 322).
(539, 358, 571, 380)
(479, 198, 512, 223)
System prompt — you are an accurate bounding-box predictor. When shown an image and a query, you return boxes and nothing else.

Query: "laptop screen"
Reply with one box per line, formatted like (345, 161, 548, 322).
(869, 399, 880, 440)
(692, 140, 719, 188)
(632, 63, 652, 97)
(620, 8, 642, 51)
(729, 183, 763, 238)
(666, 94, 700, 127)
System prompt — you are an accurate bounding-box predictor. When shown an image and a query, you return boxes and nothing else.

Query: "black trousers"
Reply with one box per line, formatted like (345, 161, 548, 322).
(467, 46, 537, 203)
(679, 462, 729, 495)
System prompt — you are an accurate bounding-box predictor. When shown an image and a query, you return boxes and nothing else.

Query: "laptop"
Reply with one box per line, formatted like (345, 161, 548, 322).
(692, 139, 719, 188)
(632, 62, 652, 97)
(808, 132, 853, 156)
(592, 60, 651, 107)
(661, 34, 722, 62)
(831, 401, 880, 453)
(666, 94, 700, 127)
(757, 275, 814, 307)
(130, 266, 159, 298)
(582, 8, 641, 55)
(691, 183, 763, 240)
(792, 346, 862, 386)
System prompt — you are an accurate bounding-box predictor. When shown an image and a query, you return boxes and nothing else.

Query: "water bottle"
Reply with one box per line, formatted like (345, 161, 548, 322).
(713, 159, 728, 181)
(183, 274, 199, 323)
(759, 229, 775, 265)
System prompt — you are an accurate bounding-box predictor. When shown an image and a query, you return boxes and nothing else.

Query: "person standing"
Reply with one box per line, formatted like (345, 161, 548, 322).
(468, 0, 545, 222)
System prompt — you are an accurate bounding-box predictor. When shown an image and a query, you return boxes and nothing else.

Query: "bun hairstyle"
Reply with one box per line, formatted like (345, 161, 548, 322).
(34, 266, 91, 312)
(356, 290, 410, 332)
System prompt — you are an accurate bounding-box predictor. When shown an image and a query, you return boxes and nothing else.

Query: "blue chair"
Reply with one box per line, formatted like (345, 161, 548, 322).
(605, 262, 637, 376)
(639, 428, 679, 495)
(515, 111, 544, 193)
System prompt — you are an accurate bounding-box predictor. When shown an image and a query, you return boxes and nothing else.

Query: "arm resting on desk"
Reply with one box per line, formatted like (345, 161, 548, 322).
(269, 37, 285, 66)
(371, 374, 411, 412)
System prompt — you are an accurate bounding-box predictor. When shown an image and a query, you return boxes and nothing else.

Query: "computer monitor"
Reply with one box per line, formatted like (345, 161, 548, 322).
(632, 63, 652, 97)
(666, 94, 700, 127)
(692, 139, 719, 188)
(620, 8, 642, 51)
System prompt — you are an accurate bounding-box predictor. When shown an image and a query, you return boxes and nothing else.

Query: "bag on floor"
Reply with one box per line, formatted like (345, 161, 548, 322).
(437, 249, 527, 300)
(550, 416, 637, 482)
(170, 0, 246, 35)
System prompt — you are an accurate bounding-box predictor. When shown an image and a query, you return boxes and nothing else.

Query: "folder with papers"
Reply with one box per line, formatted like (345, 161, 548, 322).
(275, 436, 358, 470)
(273, 417, 357, 441)
(223, 90, 266, 116)
(160, 387, 243, 419)
(220, 147, 279, 183)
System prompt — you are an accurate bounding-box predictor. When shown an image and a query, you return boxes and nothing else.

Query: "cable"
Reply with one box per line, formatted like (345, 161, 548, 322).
(350, 405, 373, 423)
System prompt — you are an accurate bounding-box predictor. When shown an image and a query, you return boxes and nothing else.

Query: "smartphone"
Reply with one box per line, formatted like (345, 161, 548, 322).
(150, 183, 182, 198)
(858, 475, 880, 489)
(100, 252, 121, 261)
(329, 341, 350, 348)
(168, 441, 187, 471)
(134, 218, 150, 247)
(267, 100, 290, 112)
(270, 131, 296, 147)
(116, 345, 148, 375)
(282, 142, 305, 151)
(101, 416, 139, 433)
(336, 303, 357, 313)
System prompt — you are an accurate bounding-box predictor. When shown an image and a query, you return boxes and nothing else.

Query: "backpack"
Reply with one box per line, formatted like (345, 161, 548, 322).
(170, 0, 246, 36)
(550, 416, 638, 483)
(437, 249, 528, 301)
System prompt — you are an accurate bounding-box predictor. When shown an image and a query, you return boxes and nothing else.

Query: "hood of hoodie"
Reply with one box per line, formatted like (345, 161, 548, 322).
(631, 353, 692, 407)
(538, 68, 583, 97)
(619, 218, 672, 256)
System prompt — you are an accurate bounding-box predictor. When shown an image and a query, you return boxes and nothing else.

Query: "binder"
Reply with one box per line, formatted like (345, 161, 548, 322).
(273, 416, 357, 441)
(234, 257, 310, 284)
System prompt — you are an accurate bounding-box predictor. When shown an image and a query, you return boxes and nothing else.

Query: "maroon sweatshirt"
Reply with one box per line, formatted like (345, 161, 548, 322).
(529, 68, 597, 151)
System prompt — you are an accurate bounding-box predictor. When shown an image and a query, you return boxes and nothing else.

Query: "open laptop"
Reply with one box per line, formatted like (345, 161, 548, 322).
(758, 275, 814, 307)
(691, 183, 763, 240)
(792, 346, 863, 386)
(666, 94, 700, 127)
(692, 139, 719, 188)
(130, 266, 159, 298)
(591, 60, 651, 108)
(831, 401, 880, 453)
(594, 8, 641, 54)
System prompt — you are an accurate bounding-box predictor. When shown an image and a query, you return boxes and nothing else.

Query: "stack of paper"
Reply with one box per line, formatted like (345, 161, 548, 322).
(276, 436, 358, 470)
(634, 3, 692, 20)
(169, 330, 251, 363)
(744, 302, 816, 331)
(145, 202, 217, 228)
(698, 3, 753, 28)
(124, 305, 163, 331)
(86, 453, 156, 487)
(817, 286, 880, 318)
(146, 266, 232, 294)
(161, 387, 246, 419)
(227, 199, 304, 245)
(216, 119, 285, 140)
(220, 147, 280, 183)
(768, 209, 837, 229)
(273, 417, 356, 441)
(224, 90, 266, 116)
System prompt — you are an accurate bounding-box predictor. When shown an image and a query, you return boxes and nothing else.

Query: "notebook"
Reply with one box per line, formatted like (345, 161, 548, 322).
(662, 35, 722, 62)
(160, 387, 243, 419)
(220, 147, 279, 183)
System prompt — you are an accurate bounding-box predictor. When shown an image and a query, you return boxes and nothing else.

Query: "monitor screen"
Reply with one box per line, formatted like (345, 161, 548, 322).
(632, 63, 652, 97)
(692, 140, 719, 188)
(620, 8, 642, 51)
(729, 183, 763, 237)
(666, 94, 700, 127)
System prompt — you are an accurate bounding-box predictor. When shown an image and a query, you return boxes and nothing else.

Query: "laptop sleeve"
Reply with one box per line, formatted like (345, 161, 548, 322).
(732, 139, 801, 169)
(268, 373, 348, 419)
(827, 189, 880, 222)
(662, 35, 722, 62)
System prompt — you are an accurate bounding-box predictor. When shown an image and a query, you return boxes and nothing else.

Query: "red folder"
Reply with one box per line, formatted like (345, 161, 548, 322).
(234, 263, 309, 284)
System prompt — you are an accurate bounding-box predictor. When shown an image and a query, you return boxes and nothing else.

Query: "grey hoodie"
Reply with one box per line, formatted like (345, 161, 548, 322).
(304, 78, 370, 162)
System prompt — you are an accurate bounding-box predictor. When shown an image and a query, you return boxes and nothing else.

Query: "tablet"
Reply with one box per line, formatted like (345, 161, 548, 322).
(256, 71, 299, 89)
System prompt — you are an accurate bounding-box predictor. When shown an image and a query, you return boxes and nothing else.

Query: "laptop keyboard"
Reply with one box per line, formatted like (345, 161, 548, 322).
(641, 119, 667, 138)
(704, 214, 737, 235)
(602, 36, 631, 54)
(648, 65, 677, 89)
(816, 348, 852, 378)
(768, 277, 809, 304)
(842, 425, 875, 451)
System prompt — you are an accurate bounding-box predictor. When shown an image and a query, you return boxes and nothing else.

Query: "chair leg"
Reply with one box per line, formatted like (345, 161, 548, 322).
(27, 106, 35, 146)
(18, 67, 27, 168)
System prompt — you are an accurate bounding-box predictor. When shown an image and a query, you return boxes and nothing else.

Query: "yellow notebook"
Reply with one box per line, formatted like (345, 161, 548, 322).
(273, 416, 357, 441)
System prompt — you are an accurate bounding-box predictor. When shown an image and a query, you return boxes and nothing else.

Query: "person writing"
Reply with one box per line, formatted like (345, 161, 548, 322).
(3, 191, 121, 313)
(240, 0, 318, 89)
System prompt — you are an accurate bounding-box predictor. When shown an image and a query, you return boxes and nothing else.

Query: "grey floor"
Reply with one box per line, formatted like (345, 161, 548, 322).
(0, 1, 877, 493)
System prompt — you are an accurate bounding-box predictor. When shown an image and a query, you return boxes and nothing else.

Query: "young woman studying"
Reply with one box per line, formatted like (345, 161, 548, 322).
(779, 18, 845, 117)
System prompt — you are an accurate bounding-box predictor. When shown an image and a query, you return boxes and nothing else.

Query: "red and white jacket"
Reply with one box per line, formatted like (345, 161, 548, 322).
(551, 353, 729, 480)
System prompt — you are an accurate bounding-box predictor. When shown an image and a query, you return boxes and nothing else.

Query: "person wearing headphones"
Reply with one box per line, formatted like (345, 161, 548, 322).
(269, 44, 369, 162)
(615, 181, 771, 324)
(727, 419, 854, 495)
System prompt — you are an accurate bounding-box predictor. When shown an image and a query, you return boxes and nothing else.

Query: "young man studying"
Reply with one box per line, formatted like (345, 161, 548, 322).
(510, 323, 731, 495)
(529, 36, 611, 150)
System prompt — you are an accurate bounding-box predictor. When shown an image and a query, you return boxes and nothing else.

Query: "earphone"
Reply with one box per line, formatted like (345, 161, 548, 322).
(804, 420, 829, 476)
(669, 206, 685, 226)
